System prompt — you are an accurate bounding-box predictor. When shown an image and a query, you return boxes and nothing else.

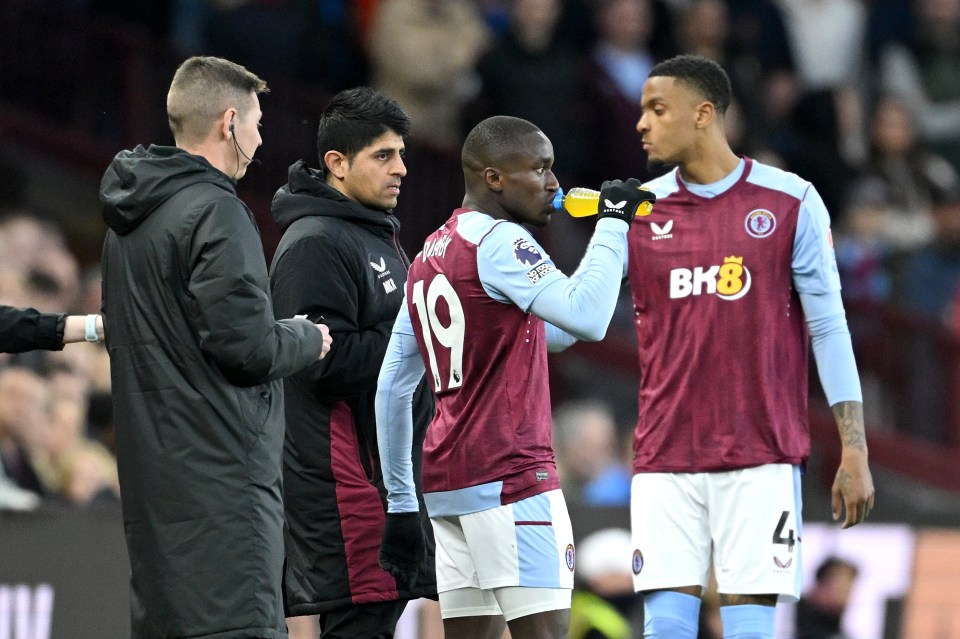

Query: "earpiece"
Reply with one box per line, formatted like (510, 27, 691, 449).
(229, 120, 235, 136)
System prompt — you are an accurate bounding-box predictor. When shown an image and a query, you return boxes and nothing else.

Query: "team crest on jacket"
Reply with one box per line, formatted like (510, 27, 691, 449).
(513, 238, 543, 266)
(745, 209, 776, 238)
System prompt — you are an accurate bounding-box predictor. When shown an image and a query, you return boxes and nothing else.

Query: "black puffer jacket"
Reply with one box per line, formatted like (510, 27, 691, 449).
(100, 145, 324, 639)
(269, 160, 436, 615)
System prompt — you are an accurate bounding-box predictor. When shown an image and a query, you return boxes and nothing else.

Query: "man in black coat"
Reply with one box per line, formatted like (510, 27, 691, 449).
(269, 87, 436, 639)
(99, 56, 331, 639)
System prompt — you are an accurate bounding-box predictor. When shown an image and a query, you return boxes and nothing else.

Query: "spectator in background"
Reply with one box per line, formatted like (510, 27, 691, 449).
(582, 0, 658, 189)
(890, 189, 960, 443)
(467, 0, 587, 186)
(674, 0, 783, 163)
(569, 528, 642, 639)
(99, 56, 331, 639)
(0, 366, 50, 498)
(794, 557, 860, 639)
(725, 0, 798, 155)
(553, 399, 632, 507)
(59, 437, 121, 507)
(861, 94, 958, 248)
(880, 0, 960, 174)
(368, 0, 491, 152)
(776, 0, 868, 162)
(894, 189, 960, 321)
(834, 178, 897, 304)
(766, 0, 867, 217)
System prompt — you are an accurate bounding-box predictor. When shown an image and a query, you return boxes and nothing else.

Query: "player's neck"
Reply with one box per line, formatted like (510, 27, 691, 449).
(679, 144, 740, 186)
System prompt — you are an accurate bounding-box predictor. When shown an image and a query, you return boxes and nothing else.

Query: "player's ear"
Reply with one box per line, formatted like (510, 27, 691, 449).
(483, 167, 503, 193)
(695, 101, 715, 129)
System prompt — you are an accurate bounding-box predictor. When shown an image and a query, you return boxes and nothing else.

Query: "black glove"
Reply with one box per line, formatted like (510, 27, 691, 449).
(598, 178, 656, 224)
(379, 512, 427, 590)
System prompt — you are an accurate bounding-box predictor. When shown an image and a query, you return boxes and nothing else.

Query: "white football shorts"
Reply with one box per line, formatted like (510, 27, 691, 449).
(630, 464, 803, 601)
(432, 489, 574, 621)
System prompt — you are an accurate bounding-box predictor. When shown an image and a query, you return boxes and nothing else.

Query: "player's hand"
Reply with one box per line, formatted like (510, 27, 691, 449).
(831, 448, 875, 528)
(379, 512, 427, 590)
(598, 178, 656, 225)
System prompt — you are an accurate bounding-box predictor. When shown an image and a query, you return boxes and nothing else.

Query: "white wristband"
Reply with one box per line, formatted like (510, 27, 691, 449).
(85, 314, 100, 342)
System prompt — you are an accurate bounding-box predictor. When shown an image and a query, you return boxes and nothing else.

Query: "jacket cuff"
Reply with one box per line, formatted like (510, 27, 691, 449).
(44, 312, 67, 351)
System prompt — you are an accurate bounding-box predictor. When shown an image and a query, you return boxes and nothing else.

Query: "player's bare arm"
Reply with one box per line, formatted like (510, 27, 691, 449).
(830, 400, 875, 529)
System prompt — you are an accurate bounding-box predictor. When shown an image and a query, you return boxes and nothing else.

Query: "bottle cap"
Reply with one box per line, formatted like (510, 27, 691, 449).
(552, 187, 565, 211)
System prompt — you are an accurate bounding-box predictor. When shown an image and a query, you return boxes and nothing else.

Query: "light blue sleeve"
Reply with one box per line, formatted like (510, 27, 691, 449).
(375, 301, 425, 514)
(545, 322, 578, 352)
(800, 289, 863, 406)
(477, 218, 629, 342)
(793, 185, 842, 294)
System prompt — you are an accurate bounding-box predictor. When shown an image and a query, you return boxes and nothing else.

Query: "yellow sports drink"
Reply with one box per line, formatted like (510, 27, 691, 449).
(552, 187, 654, 218)
(552, 187, 601, 217)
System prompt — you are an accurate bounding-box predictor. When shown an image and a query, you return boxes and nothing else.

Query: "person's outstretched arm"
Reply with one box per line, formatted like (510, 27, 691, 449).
(1, 305, 104, 353)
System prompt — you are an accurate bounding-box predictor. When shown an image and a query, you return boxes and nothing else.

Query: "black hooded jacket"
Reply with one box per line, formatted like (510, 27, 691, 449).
(100, 145, 324, 639)
(269, 160, 436, 615)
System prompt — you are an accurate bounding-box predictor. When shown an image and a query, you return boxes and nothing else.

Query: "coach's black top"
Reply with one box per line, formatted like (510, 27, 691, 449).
(270, 160, 436, 615)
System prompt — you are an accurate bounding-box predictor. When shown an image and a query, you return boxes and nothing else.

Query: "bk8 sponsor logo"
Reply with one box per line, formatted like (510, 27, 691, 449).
(669, 256, 751, 300)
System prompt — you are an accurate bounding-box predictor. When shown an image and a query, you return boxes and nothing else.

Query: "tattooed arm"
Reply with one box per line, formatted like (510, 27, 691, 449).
(830, 401, 875, 528)
(797, 286, 876, 528)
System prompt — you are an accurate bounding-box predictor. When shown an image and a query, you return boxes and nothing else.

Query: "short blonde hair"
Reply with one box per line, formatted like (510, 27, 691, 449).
(166, 56, 268, 146)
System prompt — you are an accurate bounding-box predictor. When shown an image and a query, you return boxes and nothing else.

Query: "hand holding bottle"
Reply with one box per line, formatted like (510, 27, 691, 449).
(553, 180, 655, 222)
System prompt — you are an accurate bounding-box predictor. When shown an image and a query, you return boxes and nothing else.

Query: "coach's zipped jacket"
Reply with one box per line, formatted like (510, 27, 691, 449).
(269, 160, 436, 615)
(100, 145, 324, 638)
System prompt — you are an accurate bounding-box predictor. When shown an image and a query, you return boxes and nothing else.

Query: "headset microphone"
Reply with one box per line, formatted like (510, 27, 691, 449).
(230, 120, 261, 174)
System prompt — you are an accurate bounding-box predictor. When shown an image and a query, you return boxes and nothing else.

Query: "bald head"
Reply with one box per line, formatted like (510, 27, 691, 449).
(462, 116, 545, 173)
(166, 56, 268, 146)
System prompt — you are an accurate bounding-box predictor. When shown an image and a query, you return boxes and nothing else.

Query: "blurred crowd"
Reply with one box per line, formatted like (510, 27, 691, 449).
(74, 0, 960, 349)
(4, 0, 960, 513)
(0, 213, 117, 510)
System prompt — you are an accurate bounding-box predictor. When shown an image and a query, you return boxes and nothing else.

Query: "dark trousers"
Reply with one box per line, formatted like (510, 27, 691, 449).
(318, 599, 408, 639)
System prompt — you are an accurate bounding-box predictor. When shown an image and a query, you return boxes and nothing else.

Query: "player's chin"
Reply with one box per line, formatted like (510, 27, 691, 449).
(532, 211, 552, 228)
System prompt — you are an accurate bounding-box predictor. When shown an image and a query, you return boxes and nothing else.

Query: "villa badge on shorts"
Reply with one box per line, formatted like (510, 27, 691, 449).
(566, 544, 576, 572)
(632, 549, 644, 575)
(744, 209, 776, 238)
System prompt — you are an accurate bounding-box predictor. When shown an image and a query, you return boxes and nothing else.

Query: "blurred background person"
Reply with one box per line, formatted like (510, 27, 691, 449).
(569, 527, 642, 639)
(582, 0, 658, 189)
(794, 556, 860, 639)
(859, 93, 958, 248)
(553, 399, 632, 507)
(879, 0, 960, 174)
(368, 0, 491, 153)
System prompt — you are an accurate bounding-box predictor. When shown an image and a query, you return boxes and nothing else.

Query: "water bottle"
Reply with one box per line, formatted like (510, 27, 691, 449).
(552, 187, 601, 218)
(552, 186, 654, 218)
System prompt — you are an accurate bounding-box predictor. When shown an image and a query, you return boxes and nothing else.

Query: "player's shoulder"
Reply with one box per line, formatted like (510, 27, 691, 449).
(745, 159, 811, 201)
(643, 170, 682, 200)
(455, 210, 516, 246)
